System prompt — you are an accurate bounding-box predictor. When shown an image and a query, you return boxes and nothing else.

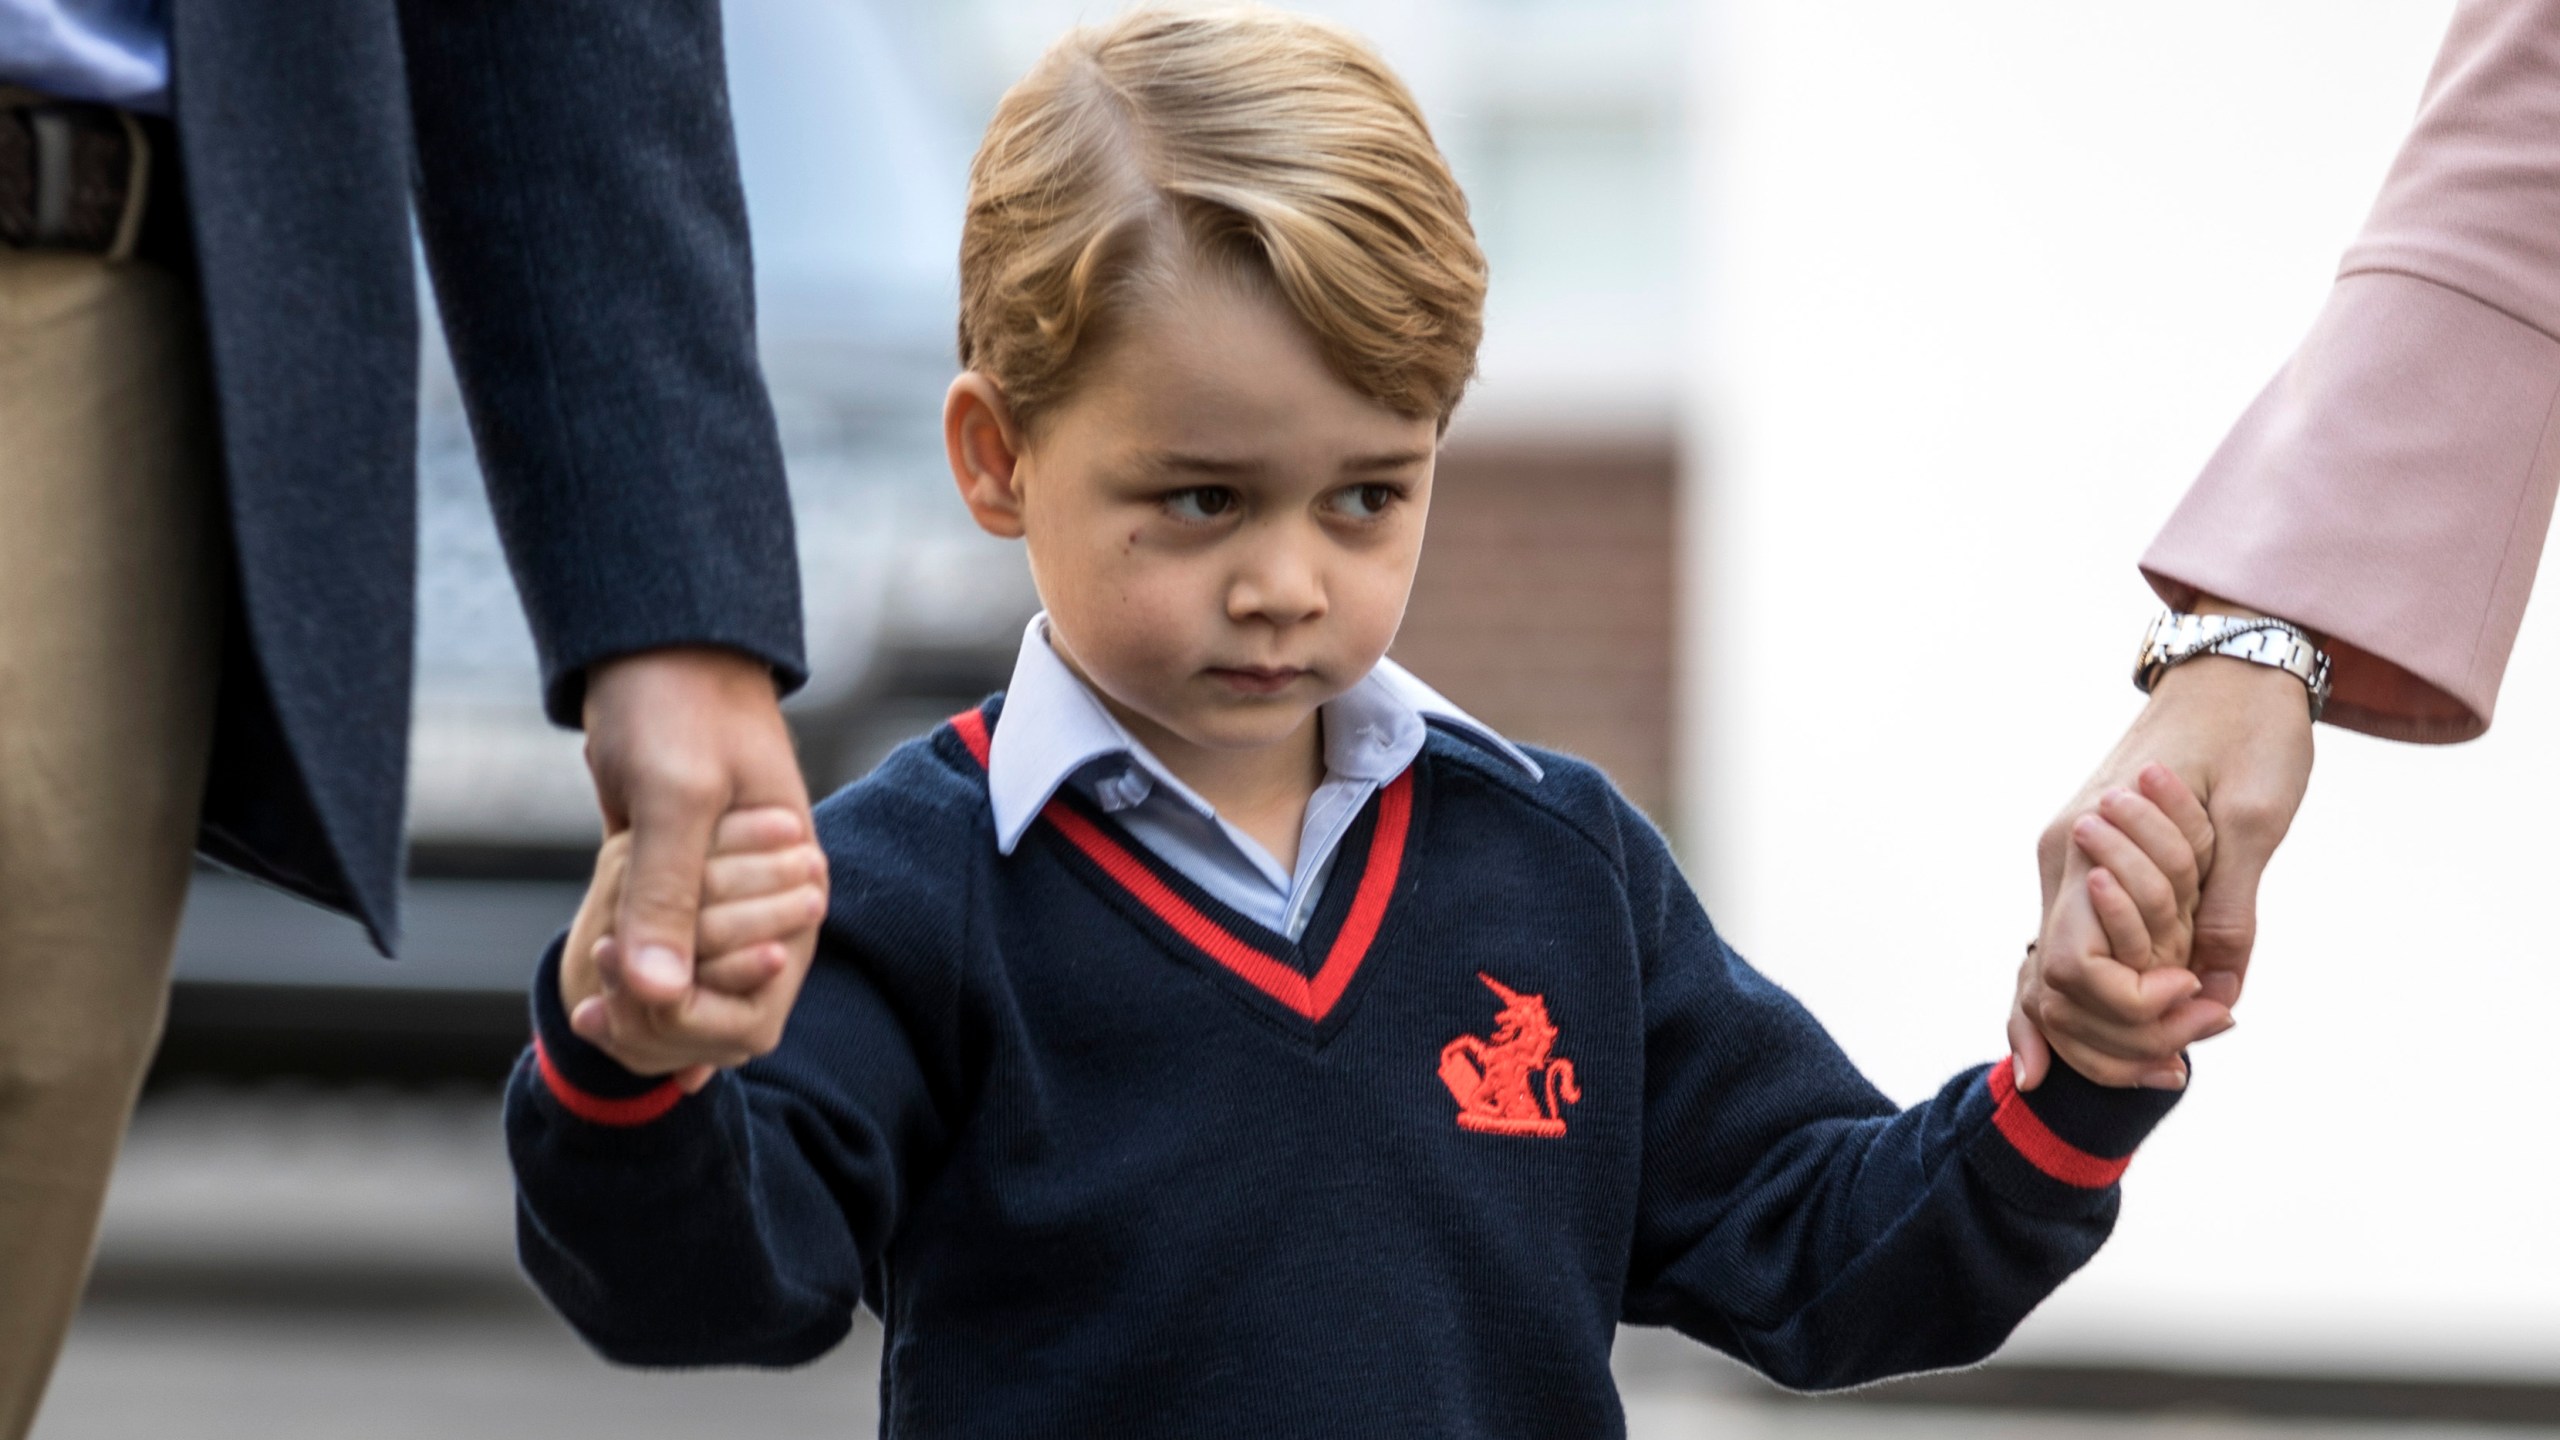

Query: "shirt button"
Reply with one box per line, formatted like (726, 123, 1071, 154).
(1097, 768, 1150, 811)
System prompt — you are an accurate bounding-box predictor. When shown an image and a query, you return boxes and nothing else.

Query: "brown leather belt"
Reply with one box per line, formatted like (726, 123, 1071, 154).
(0, 86, 182, 263)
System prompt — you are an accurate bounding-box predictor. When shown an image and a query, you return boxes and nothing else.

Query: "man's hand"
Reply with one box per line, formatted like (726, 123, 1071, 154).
(2012, 600, 2316, 1087)
(561, 806, 829, 1088)
(2011, 764, 2231, 1088)
(583, 646, 815, 1001)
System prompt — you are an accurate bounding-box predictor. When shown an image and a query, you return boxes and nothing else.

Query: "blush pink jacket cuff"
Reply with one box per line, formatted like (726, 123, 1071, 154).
(2144, 0, 2560, 743)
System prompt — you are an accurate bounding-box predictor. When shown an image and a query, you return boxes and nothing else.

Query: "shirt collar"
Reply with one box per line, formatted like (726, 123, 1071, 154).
(985, 613, 1540, 855)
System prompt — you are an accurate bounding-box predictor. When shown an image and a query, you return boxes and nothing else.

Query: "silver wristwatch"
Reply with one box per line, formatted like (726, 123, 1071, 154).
(2133, 610, 2332, 722)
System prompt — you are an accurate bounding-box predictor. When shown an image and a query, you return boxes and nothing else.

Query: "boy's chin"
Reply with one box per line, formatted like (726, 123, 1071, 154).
(1165, 699, 1323, 754)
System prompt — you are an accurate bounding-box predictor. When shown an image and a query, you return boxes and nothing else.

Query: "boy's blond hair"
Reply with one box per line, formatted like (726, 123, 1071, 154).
(958, 5, 1486, 429)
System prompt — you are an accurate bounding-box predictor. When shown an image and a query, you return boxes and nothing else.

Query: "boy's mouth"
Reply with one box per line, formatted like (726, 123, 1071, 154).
(1205, 665, 1308, 696)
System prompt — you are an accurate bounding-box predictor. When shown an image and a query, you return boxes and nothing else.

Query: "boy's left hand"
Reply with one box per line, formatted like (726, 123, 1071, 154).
(2010, 763, 2235, 1090)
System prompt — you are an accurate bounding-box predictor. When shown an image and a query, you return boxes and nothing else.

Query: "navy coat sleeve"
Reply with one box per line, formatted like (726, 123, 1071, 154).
(396, 0, 805, 724)
(1612, 796, 2180, 1391)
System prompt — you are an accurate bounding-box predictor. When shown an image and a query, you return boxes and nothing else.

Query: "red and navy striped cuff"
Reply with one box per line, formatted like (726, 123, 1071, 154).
(528, 935, 689, 1127)
(1983, 1055, 2181, 1189)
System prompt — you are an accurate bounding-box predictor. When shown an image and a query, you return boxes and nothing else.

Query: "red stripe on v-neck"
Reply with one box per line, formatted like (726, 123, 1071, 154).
(1308, 772, 1410, 1017)
(1043, 804, 1323, 1013)
(946, 708, 1411, 1024)
(952, 707, 993, 765)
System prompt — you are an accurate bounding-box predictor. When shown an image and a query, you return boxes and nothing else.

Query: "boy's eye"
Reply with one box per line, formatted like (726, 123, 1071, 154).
(1325, 483, 1403, 520)
(1163, 487, 1239, 522)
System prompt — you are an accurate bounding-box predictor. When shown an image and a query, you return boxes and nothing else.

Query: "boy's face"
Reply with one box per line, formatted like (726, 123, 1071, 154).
(949, 269, 1439, 758)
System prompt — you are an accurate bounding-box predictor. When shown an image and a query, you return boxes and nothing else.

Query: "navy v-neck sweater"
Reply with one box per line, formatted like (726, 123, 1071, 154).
(507, 701, 2180, 1438)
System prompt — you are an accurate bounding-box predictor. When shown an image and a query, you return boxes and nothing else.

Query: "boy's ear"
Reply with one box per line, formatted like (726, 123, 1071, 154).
(944, 372, 1027, 540)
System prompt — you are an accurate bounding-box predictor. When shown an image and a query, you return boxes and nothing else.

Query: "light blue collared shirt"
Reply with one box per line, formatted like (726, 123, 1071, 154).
(0, 0, 167, 112)
(988, 615, 1541, 941)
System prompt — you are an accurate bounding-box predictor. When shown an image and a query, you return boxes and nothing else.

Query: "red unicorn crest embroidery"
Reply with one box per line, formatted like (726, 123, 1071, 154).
(1438, 973, 1580, 1137)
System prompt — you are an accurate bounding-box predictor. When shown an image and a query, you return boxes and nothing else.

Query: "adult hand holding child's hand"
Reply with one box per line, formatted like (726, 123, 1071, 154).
(2010, 763, 2234, 1091)
(2039, 647, 2316, 1006)
(560, 805, 830, 1091)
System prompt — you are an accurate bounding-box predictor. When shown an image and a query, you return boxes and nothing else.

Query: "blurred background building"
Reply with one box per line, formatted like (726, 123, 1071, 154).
(59, 1, 2560, 1436)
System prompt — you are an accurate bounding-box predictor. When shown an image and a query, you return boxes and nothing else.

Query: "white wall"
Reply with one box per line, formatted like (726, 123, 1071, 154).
(1688, 1, 2560, 1378)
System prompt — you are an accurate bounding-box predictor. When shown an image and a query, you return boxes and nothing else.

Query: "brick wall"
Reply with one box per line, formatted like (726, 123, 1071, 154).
(1392, 439, 1679, 823)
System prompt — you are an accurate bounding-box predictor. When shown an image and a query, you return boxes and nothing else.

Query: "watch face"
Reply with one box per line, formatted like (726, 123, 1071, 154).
(2136, 614, 2168, 669)
(2133, 615, 2171, 691)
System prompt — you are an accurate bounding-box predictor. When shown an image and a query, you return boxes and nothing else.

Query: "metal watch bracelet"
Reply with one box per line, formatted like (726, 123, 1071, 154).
(2131, 610, 2332, 722)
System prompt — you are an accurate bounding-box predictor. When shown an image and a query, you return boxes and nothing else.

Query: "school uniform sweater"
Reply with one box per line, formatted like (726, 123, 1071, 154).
(505, 700, 2181, 1439)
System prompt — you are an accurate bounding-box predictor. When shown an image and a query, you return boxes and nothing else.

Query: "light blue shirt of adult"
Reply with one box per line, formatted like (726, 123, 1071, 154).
(986, 614, 1542, 942)
(0, 0, 168, 112)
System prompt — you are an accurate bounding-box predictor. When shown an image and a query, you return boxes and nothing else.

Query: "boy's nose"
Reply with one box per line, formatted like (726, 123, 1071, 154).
(1226, 543, 1327, 627)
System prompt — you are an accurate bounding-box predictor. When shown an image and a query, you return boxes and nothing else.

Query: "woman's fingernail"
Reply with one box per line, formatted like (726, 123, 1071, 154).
(2139, 1068, 2188, 1092)
(2012, 1055, 2027, 1087)
(2206, 1014, 2236, 1038)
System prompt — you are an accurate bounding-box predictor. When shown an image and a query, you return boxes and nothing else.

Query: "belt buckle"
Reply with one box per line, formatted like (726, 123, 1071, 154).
(1, 92, 151, 258)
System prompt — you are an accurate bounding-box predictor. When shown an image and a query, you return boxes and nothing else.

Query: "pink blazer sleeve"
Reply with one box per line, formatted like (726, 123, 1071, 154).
(2144, 1, 2560, 742)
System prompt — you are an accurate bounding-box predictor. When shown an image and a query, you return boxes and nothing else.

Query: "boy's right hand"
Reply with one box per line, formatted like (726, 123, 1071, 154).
(559, 805, 829, 1091)
(2009, 763, 2236, 1090)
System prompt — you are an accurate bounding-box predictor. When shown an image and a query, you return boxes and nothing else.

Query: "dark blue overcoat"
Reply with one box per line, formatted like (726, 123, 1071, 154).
(168, 0, 806, 953)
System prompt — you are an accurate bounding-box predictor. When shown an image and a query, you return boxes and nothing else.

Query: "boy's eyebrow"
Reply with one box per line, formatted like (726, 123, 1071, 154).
(1341, 449, 1433, 474)
(1138, 448, 1434, 478)
(1145, 451, 1263, 477)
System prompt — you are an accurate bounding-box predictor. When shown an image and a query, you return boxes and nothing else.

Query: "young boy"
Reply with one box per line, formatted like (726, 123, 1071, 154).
(507, 9, 2226, 1434)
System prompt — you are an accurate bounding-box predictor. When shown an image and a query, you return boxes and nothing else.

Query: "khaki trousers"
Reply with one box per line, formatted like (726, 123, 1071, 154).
(0, 250, 221, 1438)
